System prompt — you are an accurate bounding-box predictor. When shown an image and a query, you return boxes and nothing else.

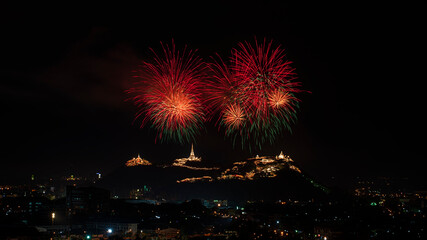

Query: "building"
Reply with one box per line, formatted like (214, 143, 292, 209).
(86, 221, 137, 235)
(126, 154, 152, 167)
(173, 144, 201, 167)
(203, 199, 228, 209)
(0, 196, 52, 224)
(172, 144, 219, 170)
(276, 151, 293, 162)
(157, 228, 180, 239)
(66, 186, 110, 215)
(218, 150, 299, 180)
(129, 185, 151, 199)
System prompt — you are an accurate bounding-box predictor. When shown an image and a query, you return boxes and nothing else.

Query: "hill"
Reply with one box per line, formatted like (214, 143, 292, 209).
(96, 153, 328, 202)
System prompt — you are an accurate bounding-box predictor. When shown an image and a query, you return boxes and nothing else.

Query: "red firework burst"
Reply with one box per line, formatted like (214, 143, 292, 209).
(127, 42, 206, 143)
(231, 39, 301, 116)
(206, 38, 304, 149)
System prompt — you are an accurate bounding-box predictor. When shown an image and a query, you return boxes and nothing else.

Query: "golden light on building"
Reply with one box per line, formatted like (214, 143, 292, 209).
(126, 154, 152, 167)
(177, 176, 213, 183)
(173, 144, 201, 166)
(173, 144, 219, 170)
(289, 165, 301, 173)
(218, 150, 299, 180)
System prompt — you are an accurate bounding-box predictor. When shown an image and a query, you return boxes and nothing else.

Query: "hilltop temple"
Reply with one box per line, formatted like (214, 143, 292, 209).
(172, 144, 219, 170)
(218, 150, 299, 180)
(173, 144, 201, 167)
(126, 154, 152, 167)
(276, 151, 293, 162)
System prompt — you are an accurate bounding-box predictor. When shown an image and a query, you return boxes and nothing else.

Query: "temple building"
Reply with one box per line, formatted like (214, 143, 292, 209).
(276, 151, 293, 162)
(218, 150, 297, 180)
(126, 154, 152, 167)
(172, 144, 219, 170)
(173, 144, 201, 167)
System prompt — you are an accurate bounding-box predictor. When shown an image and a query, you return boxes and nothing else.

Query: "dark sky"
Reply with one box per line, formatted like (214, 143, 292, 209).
(1, 2, 424, 185)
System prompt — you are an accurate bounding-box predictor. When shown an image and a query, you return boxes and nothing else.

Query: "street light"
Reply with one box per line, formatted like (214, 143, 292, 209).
(51, 212, 55, 225)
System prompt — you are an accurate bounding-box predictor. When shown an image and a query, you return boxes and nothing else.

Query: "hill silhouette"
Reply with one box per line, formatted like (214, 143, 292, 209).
(97, 160, 328, 202)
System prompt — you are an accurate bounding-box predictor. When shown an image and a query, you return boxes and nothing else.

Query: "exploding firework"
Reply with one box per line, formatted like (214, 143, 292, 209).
(127, 42, 206, 144)
(127, 39, 305, 148)
(207, 39, 304, 149)
(223, 104, 245, 129)
(232, 39, 301, 115)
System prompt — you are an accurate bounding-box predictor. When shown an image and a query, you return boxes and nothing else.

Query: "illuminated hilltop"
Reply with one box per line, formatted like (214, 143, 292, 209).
(175, 150, 302, 183)
(99, 148, 328, 200)
(172, 144, 219, 170)
(126, 154, 152, 167)
(123, 148, 304, 185)
(218, 151, 301, 180)
(173, 144, 201, 166)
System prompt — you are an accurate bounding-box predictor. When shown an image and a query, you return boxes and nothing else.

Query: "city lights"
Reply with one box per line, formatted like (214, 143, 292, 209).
(51, 212, 55, 225)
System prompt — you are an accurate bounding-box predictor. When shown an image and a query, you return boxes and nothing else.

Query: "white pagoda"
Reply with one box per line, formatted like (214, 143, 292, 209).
(173, 144, 201, 167)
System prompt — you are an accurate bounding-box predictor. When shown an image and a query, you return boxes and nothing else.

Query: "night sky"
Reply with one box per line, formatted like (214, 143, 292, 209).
(1, 2, 424, 185)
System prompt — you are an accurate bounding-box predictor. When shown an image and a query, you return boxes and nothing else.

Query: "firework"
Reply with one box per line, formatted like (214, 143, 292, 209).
(207, 39, 304, 149)
(268, 89, 291, 109)
(223, 104, 245, 129)
(232, 39, 301, 114)
(127, 42, 206, 144)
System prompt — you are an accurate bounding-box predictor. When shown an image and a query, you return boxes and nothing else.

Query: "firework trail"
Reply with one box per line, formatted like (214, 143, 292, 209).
(127, 42, 206, 144)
